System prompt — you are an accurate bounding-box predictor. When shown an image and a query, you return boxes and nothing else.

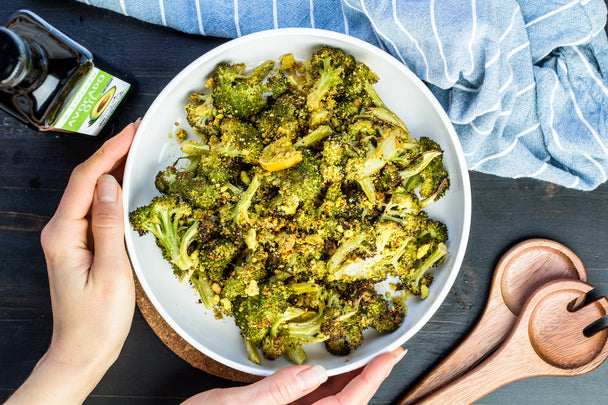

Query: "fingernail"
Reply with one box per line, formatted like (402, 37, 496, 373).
(296, 365, 328, 391)
(97, 174, 118, 202)
(394, 348, 407, 364)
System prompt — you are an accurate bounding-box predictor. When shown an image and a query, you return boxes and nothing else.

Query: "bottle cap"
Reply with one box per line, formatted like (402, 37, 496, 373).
(0, 27, 29, 88)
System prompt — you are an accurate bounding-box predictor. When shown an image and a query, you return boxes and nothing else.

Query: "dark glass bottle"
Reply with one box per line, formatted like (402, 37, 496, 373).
(0, 10, 129, 136)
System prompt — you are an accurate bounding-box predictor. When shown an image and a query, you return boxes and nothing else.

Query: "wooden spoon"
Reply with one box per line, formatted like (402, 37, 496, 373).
(415, 279, 608, 404)
(400, 239, 586, 404)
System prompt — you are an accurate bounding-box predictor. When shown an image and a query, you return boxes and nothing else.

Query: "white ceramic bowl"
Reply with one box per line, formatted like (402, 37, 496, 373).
(123, 28, 471, 377)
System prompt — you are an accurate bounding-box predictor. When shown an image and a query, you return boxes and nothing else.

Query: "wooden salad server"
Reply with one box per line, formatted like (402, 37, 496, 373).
(400, 239, 586, 404)
(415, 279, 608, 404)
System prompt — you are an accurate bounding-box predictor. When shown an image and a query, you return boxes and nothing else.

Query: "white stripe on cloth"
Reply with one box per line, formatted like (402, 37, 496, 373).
(465, 0, 477, 76)
(159, 0, 167, 26)
(341, 1, 349, 34)
(573, 45, 608, 97)
(524, 0, 579, 28)
(515, 161, 548, 179)
(584, 153, 608, 182)
(119, 0, 128, 15)
(548, 71, 565, 151)
(569, 176, 580, 189)
(310, 0, 315, 28)
(470, 123, 540, 170)
(392, 0, 430, 80)
(359, 0, 406, 64)
(500, 7, 520, 43)
(194, 0, 205, 34)
(558, 59, 608, 159)
(431, 0, 457, 83)
(234, 0, 241, 36)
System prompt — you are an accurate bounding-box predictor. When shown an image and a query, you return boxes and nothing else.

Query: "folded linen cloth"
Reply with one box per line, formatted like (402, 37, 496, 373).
(78, 0, 608, 190)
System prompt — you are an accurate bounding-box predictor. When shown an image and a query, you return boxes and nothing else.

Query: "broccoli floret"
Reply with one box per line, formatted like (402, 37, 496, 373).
(221, 249, 268, 300)
(345, 126, 417, 205)
(198, 238, 241, 284)
(346, 63, 381, 108)
(214, 117, 264, 164)
(265, 150, 324, 215)
(257, 93, 307, 143)
(129, 195, 198, 277)
(403, 137, 450, 200)
(274, 309, 328, 364)
(232, 173, 261, 226)
(403, 243, 448, 299)
(306, 47, 355, 112)
(154, 166, 221, 210)
(155, 153, 241, 211)
(208, 60, 277, 119)
(185, 92, 218, 136)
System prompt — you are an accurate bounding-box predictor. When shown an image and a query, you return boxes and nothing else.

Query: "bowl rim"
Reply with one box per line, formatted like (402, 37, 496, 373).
(123, 27, 472, 377)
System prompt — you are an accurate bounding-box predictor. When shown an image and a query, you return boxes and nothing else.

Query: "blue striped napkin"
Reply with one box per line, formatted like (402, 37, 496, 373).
(79, 0, 608, 190)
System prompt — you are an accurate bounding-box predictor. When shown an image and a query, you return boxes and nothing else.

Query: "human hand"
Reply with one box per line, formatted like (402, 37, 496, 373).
(183, 346, 406, 405)
(7, 121, 139, 405)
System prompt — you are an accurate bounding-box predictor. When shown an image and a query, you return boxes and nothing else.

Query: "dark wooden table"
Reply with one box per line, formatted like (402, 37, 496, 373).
(2, 1, 608, 404)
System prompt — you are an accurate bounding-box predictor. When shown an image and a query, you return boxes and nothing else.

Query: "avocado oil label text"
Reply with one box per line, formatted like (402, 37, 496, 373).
(54, 67, 130, 135)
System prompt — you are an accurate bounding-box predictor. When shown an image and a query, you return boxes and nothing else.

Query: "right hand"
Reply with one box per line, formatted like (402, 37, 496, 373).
(182, 347, 406, 405)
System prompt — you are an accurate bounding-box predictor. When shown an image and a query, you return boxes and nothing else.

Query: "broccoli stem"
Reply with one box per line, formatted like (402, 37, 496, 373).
(286, 310, 327, 343)
(294, 125, 333, 148)
(178, 221, 199, 273)
(327, 232, 371, 273)
(191, 273, 216, 309)
(413, 243, 448, 289)
(248, 60, 275, 81)
(364, 106, 410, 135)
(288, 282, 321, 295)
(244, 338, 262, 365)
(307, 58, 342, 110)
(357, 177, 378, 205)
(270, 307, 307, 337)
(420, 177, 450, 209)
(147, 210, 182, 270)
(181, 141, 210, 156)
(233, 174, 260, 226)
(285, 344, 307, 365)
(398, 151, 443, 180)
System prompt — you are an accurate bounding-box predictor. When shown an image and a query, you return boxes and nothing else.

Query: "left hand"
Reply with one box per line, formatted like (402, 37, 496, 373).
(7, 121, 139, 404)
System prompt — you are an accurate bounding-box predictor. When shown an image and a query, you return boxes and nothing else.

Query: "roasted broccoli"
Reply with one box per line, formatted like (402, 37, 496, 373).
(129, 195, 198, 280)
(130, 46, 452, 366)
(208, 60, 286, 119)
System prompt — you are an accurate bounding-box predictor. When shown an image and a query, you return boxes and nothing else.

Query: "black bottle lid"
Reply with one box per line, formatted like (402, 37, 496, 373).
(0, 27, 29, 88)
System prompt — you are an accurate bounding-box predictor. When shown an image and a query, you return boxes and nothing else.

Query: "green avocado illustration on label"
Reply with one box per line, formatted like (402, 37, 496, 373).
(89, 86, 116, 125)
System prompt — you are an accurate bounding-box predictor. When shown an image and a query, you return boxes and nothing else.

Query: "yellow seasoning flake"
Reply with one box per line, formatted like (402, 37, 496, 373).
(245, 280, 260, 296)
(175, 128, 187, 143)
(259, 137, 303, 171)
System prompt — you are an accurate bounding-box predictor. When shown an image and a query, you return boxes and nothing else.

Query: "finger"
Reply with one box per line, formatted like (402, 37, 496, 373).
(203, 365, 328, 405)
(54, 120, 140, 222)
(293, 368, 363, 405)
(315, 347, 406, 405)
(89, 174, 132, 283)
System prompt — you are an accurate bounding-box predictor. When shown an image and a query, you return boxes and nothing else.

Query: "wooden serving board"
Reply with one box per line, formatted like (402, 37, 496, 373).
(134, 275, 262, 383)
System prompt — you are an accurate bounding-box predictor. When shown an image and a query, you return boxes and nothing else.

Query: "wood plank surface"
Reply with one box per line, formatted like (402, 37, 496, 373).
(1, 1, 607, 404)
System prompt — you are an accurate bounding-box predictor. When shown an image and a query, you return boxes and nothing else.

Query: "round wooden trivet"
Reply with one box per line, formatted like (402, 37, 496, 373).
(134, 275, 262, 383)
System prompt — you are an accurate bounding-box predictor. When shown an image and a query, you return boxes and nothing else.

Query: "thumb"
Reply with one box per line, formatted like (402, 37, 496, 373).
(245, 365, 328, 405)
(91, 174, 128, 275)
(185, 365, 328, 405)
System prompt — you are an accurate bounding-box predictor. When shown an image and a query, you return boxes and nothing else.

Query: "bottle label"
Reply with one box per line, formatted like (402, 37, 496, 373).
(54, 67, 130, 136)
